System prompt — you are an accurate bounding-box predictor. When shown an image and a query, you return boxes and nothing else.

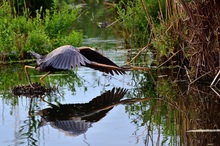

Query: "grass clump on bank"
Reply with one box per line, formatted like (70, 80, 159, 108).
(0, 0, 82, 62)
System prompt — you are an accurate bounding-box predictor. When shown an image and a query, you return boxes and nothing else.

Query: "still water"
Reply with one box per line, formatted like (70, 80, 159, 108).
(0, 48, 160, 146)
(2, 2, 220, 146)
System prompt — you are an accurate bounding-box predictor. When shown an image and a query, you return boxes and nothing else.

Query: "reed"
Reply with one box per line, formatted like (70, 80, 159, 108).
(149, 0, 220, 82)
(179, 0, 220, 81)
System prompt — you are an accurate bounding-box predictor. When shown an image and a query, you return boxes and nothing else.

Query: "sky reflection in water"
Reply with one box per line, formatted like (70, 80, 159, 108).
(0, 49, 162, 146)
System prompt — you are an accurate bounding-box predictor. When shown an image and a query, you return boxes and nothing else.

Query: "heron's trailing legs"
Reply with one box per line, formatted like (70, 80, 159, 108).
(40, 71, 51, 87)
(24, 65, 35, 87)
(24, 65, 51, 87)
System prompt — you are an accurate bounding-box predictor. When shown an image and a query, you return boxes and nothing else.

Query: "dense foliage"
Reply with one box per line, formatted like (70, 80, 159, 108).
(0, 0, 82, 61)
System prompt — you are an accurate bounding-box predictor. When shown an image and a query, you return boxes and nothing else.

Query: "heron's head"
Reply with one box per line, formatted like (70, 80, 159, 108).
(29, 51, 36, 57)
(29, 51, 42, 60)
(29, 51, 44, 67)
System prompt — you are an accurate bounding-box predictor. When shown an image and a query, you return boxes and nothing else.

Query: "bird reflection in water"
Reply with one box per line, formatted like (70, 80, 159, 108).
(36, 88, 128, 137)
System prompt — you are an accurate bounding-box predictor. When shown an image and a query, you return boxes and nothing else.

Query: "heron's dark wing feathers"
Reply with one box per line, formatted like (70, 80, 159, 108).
(89, 88, 127, 107)
(79, 47, 126, 75)
(40, 45, 91, 72)
(79, 47, 119, 67)
(86, 62, 126, 75)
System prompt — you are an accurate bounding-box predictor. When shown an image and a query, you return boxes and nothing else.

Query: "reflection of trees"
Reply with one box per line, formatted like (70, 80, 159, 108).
(125, 71, 169, 145)
(0, 63, 84, 98)
(47, 70, 82, 93)
(16, 109, 40, 146)
(125, 70, 220, 145)
(0, 64, 26, 98)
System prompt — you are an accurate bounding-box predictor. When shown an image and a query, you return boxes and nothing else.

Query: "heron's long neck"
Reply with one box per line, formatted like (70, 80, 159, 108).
(30, 51, 44, 66)
(30, 51, 42, 59)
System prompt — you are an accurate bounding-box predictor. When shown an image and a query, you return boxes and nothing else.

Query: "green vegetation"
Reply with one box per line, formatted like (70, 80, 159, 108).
(117, 0, 182, 65)
(0, 0, 82, 61)
(117, 0, 166, 48)
(2, 0, 218, 82)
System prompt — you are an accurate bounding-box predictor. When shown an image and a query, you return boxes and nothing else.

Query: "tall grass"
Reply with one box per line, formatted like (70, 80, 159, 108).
(155, 0, 220, 81)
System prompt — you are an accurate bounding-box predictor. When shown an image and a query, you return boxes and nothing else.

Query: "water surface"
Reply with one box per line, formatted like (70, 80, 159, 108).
(0, 48, 159, 146)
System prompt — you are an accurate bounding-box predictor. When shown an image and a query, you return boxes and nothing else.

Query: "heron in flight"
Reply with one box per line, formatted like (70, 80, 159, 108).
(25, 45, 126, 87)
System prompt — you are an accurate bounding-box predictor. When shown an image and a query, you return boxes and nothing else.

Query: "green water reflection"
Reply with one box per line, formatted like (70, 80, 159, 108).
(0, 63, 82, 98)
(2, 54, 220, 145)
(130, 70, 220, 145)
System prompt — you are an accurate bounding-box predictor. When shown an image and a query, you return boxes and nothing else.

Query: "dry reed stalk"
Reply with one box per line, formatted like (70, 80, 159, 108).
(180, 0, 220, 81)
(156, 0, 220, 83)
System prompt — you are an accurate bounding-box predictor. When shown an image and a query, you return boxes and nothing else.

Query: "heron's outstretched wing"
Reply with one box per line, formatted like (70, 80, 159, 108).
(79, 47, 126, 75)
(40, 45, 91, 72)
(86, 62, 126, 75)
(79, 47, 120, 67)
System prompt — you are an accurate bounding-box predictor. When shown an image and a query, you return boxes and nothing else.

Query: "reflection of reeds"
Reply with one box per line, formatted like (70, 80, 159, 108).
(127, 71, 220, 145)
(123, 61, 220, 145)
(174, 84, 220, 145)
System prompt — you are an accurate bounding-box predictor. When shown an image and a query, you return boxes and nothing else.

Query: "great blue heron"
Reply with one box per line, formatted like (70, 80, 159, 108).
(24, 45, 126, 87)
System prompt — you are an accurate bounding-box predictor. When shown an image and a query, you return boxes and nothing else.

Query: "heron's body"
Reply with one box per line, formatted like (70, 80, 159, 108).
(25, 45, 126, 86)
(31, 45, 91, 73)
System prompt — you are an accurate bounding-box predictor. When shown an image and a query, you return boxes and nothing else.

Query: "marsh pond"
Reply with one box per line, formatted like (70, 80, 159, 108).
(1, 2, 220, 146)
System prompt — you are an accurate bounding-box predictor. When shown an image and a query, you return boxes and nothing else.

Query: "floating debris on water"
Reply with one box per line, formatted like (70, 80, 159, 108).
(12, 82, 57, 97)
